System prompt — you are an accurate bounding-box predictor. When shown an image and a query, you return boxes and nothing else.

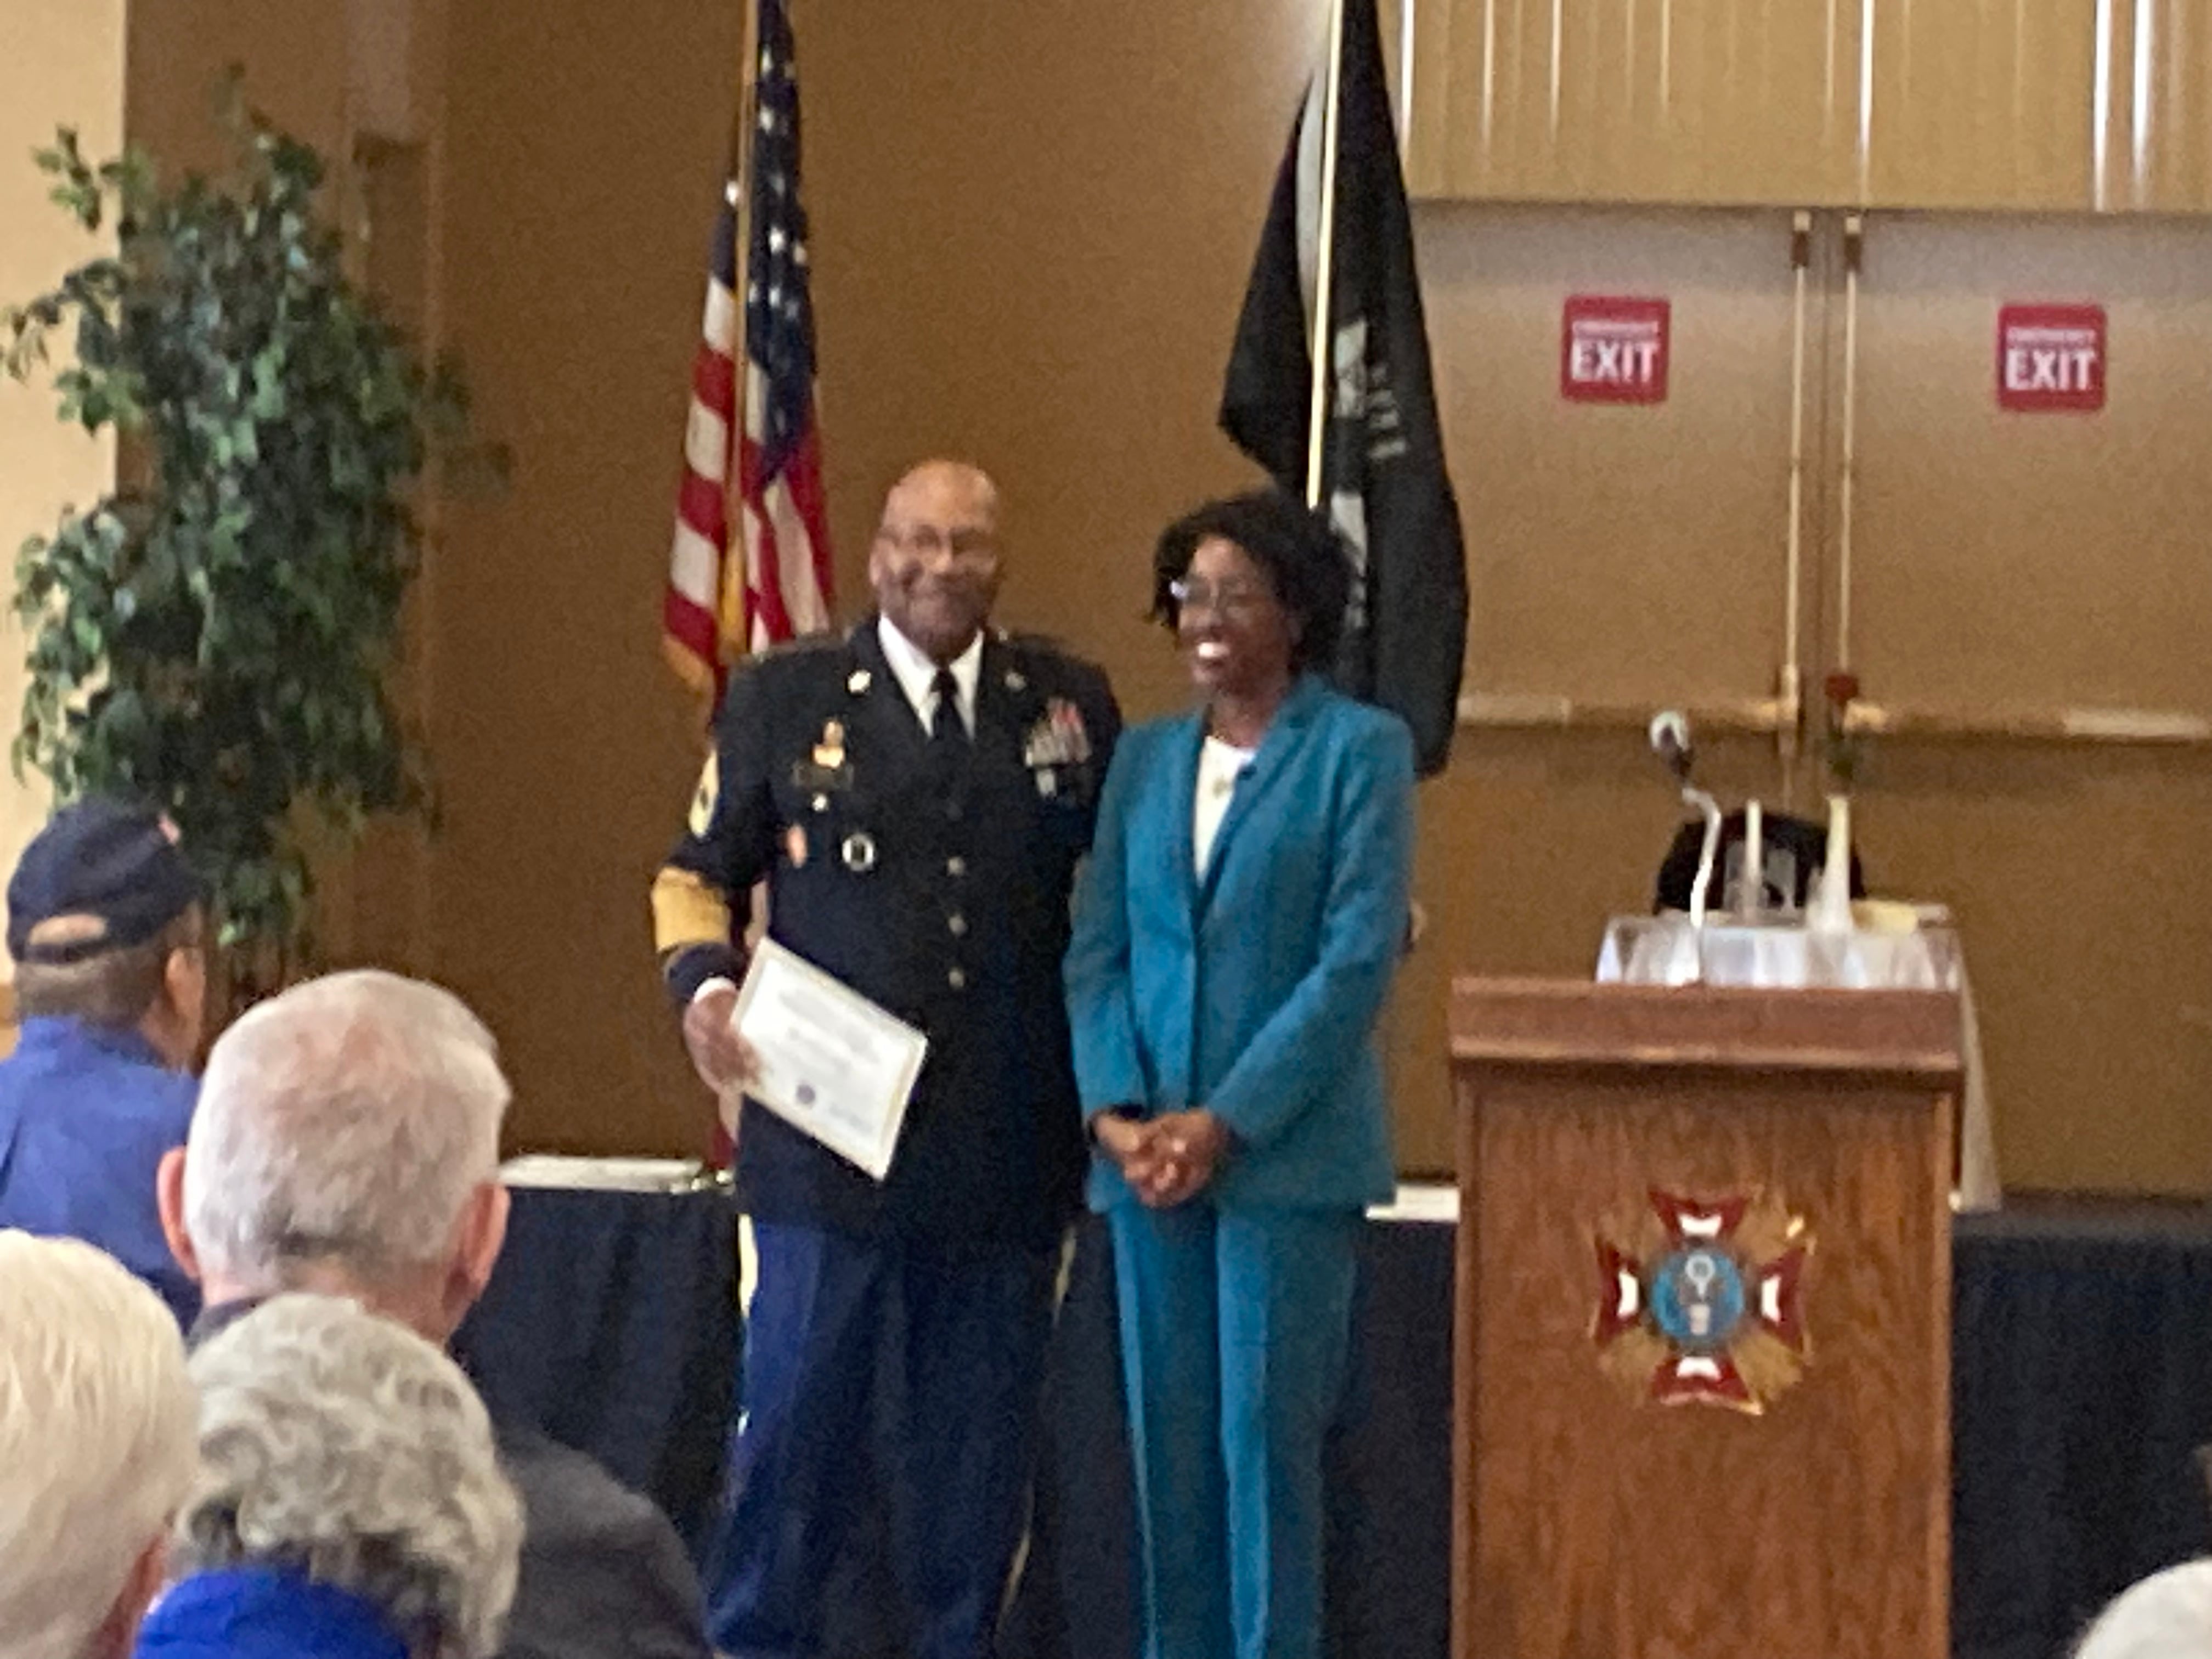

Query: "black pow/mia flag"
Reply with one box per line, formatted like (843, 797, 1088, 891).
(1220, 0, 1469, 778)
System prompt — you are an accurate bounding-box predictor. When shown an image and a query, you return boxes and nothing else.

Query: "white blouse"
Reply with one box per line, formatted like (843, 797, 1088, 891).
(1193, 735, 1257, 873)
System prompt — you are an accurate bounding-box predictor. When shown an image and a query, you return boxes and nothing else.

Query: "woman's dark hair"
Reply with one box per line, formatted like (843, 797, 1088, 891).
(1150, 488, 1351, 675)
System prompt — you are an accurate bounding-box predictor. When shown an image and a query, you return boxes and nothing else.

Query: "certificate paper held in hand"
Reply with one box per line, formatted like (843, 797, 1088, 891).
(731, 939, 929, 1180)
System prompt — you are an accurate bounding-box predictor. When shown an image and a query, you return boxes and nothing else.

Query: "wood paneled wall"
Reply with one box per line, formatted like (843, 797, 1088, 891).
(1403, 0, 2212, 210)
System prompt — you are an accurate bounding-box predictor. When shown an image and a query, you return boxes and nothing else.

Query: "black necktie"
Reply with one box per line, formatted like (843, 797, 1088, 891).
(929, 668, 967, 752)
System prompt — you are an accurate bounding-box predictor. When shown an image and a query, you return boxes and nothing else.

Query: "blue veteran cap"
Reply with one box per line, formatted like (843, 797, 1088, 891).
(7, 798, 206, 964)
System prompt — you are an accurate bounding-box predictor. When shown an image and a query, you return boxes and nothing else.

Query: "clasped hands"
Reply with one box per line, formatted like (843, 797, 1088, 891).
(1093, 1108, 1231, 1209)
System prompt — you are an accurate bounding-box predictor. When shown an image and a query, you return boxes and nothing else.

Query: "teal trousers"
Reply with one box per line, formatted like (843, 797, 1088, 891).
(1107, 1203, 1362, 1659)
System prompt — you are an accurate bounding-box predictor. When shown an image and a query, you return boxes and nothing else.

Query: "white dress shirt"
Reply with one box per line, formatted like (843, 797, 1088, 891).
(876, 616, 981, 738)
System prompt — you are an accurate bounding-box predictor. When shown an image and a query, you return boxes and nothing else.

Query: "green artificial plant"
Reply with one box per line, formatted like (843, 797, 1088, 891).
(3, 97, 490, 980)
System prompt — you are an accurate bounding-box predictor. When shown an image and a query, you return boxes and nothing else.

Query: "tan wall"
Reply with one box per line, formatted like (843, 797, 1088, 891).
(421, 1, 746, 1152)
(1844, 215, 2212, 1194)
(126, 0, 348, 177)
(410, 0, 1328, 1153)
(1385, 203, 2212, 1194)
(89, 0, 2212, 1191)
(0, 0, 127, 928)
(801, 0, 1318, 677)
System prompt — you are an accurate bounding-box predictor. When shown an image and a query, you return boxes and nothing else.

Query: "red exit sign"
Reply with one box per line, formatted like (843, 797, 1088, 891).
(1561, 296, 1669, 404)
(1997, 304, 2106, 413)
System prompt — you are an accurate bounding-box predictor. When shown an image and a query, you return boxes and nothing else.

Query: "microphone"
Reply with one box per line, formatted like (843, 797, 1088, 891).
(1650, 709, 1722, 929)
(1648, 709, 1694, 782)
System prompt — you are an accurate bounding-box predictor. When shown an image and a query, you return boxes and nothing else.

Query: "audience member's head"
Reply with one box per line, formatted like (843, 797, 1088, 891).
(0, 1232, 199, 1659)
(157, 968, 512, 1342)
(156, 1293, 524, 1659)
(7, 798, 208, 1067)
(2075, 1559, 2212, 1658)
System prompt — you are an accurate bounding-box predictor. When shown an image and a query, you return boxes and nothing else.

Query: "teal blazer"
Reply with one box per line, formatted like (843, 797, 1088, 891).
(1064, 674, 1414, 1211)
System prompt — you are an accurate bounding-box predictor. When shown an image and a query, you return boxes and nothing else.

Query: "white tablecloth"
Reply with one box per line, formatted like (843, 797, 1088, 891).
(1595, 914, 2000, 1211)
(499, 1154, 706, 1192)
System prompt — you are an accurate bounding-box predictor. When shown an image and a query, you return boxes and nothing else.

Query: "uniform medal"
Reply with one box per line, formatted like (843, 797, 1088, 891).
(1024, 696, 1091, 796)
(793, 718, 853, 792)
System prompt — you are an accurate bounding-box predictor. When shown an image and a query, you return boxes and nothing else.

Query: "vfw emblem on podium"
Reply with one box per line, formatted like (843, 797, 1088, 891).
(1592, 1189, 1812, 1414)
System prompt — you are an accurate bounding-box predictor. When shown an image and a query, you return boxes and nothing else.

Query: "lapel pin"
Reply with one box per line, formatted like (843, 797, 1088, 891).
(1005, 669, 1028, 692)
(848, 669, 872, 695)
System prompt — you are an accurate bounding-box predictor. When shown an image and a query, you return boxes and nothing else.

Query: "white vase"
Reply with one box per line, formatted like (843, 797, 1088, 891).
(1810, 794, 1854, 933)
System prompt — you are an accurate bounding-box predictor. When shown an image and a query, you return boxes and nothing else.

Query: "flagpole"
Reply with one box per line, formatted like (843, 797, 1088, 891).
(1304, 0, 1350, 510)
(709, 0, 768, 1179)
(719, 0, 766, 663)
(733, 0, 764, 342)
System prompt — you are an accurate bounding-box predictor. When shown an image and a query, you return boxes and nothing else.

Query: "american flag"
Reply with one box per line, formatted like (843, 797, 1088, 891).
(664, 0, 833, 698)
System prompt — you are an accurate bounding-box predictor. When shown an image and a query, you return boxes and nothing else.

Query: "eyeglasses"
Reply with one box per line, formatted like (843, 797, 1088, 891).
(874, 524, 997, 562)
(1168, 577, 1271, 617)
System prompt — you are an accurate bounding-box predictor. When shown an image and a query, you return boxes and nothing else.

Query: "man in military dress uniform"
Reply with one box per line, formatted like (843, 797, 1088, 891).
(651, 459, 1120, 1659)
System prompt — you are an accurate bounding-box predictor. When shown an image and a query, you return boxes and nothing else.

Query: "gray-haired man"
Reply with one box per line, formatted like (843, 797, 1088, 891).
(155, 968, 712, 1659)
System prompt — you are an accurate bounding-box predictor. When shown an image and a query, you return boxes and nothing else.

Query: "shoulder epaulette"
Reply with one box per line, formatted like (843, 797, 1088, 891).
(753, 630, 848, 663)
(728, 631, 851, 682)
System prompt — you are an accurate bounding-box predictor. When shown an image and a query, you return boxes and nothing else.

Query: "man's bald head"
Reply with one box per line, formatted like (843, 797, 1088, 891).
(884, 459, 998, 529)
(870, 459, 1005, 664)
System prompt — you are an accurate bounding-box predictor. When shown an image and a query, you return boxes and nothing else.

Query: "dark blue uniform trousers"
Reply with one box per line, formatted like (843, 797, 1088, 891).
(704, 1222, 1055, 1659)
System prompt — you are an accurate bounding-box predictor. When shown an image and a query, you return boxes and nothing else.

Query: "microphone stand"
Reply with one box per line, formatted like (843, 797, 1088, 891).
(1683, 786, 1724, 932)
(1650, 712, 1724, 938)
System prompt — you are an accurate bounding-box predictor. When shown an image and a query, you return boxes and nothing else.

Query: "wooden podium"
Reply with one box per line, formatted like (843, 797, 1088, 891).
(1449, 978, 1962, 1659)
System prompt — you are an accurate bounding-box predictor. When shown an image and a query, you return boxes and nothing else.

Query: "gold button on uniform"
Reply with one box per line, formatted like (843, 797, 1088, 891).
(948, 967, 967, 990)
(947, 856, 967, 877)
(947, 914, 968, 937)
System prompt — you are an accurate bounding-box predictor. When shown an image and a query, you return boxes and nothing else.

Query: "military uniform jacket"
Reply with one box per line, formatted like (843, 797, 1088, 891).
(657, 618, 1120, 1250)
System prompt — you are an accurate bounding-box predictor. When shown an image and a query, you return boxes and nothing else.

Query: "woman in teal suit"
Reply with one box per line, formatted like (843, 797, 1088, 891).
(1064, 488, 1415, 1659)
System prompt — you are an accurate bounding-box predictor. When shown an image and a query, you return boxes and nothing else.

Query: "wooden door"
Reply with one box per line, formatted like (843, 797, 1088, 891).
(1838, 213, 2212, 1193)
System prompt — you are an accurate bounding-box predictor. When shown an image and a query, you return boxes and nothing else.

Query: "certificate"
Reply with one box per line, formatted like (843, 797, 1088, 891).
(730, 939, 929, 1181)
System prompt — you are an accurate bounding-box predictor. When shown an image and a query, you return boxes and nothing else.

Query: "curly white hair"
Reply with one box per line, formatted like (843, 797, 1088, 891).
(172, 1294, 523, 1659)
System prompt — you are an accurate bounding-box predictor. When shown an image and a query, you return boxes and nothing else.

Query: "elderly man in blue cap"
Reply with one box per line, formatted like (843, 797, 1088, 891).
(0, 798, 207, 1325)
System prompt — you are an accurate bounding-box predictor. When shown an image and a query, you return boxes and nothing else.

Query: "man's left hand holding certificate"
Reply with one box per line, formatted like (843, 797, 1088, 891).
(720, 939, 930, 1181)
